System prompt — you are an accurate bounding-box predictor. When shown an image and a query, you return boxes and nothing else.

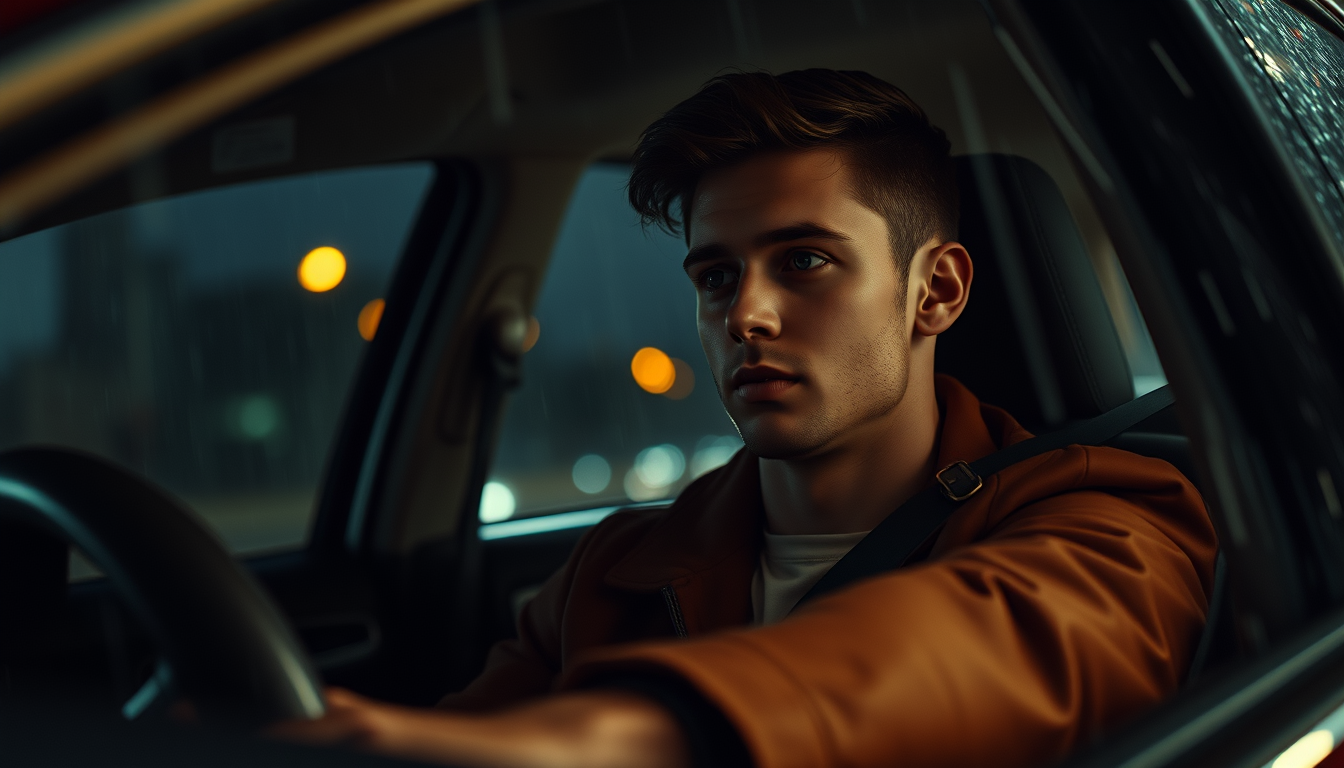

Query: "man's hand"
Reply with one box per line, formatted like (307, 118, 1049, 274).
(270, 687, 691, 768)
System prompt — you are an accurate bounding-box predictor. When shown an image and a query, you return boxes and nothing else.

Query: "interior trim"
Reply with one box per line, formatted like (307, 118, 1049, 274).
(1261, 697, 1344, 768)
(0, 0, 280, 134)
(478, 500, 672, 541)
(0, 0, 483, 233)
(1107, 614, 1344, 768)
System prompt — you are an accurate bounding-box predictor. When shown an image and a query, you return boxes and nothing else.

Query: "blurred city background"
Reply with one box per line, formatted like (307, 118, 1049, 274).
(0, 164, 432, 565)
(484, 164, 741, 523)
(0, 161, 747, 571)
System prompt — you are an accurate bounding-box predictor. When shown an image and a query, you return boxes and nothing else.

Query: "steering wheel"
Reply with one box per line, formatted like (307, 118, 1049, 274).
(0, 447, 326, 724)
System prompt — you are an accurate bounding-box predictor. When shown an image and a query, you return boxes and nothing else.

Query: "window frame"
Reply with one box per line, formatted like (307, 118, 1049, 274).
(286, 158, 479, 556)
(993, 0, 1344, 765)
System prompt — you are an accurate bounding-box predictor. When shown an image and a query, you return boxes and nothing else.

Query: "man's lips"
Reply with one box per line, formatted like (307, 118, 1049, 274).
(730, 366, 801, 402)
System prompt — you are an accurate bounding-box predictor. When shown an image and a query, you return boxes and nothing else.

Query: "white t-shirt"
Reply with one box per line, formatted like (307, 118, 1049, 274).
(751, 529, 869, 625)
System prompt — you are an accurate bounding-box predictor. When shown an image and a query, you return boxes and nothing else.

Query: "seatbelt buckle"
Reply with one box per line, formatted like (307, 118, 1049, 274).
(936, 461, 983, 502)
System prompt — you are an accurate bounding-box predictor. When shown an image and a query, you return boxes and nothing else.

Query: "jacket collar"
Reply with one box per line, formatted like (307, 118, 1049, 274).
(932, 373, 1030, 470)
(604, 375, 1028, 592)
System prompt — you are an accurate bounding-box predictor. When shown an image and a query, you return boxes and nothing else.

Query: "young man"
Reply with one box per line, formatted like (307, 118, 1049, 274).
(279, 70, 1217, 768)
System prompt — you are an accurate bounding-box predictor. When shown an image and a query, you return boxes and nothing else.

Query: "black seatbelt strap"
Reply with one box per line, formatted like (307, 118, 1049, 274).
(798, 385, 1176, 607)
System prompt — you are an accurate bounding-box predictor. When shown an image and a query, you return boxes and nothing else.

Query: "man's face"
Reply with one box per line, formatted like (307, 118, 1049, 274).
(685, 148, 913, 459)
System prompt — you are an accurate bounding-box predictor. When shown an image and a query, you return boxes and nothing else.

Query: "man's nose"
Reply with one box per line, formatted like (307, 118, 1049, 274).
(725, 271, 781, 343)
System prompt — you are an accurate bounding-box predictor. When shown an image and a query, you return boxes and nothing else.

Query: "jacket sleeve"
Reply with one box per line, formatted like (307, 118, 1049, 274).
(558, 456, 1218, 768)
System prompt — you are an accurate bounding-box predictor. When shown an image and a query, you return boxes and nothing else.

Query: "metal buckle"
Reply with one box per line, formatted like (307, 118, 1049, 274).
(936, 461, 983, 502)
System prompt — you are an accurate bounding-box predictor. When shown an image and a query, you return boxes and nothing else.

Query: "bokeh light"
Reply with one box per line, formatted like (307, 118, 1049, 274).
(298, 246, 347, 292)
(631, 347, 675, 394)
(622, 444, 686, 502)
(522, 317, 541, 353)
(229, 393, 282, 441)
(358, 298, 385, 341)
(1271, 730, 1333, 768)
(663, 358, 695, 400)
(571, 454, 612, 494)
(691, 435, 743, 478)
(623, 467, 664, 502)
(478, 481, 516, 523)
(635, 444, 686, 487)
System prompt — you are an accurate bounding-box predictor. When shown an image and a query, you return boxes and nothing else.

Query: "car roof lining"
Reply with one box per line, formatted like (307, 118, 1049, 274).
(14, 0, 1105, 248)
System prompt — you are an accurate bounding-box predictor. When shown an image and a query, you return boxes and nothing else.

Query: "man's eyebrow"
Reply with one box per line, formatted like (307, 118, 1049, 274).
(754, 222, 851, 248)
(682, 222, 851, 272)
(683, 243, 730, 273)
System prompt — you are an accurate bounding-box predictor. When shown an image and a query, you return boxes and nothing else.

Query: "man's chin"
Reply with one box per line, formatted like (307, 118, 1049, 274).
(737, 419, 832, 460)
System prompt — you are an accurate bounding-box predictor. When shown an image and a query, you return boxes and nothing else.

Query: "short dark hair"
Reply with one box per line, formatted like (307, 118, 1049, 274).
(628, 69, 958, 277)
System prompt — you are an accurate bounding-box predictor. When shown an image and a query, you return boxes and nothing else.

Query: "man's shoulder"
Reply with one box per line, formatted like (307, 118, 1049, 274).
(929, 441, 1214, 573)
(570, 503, 678, 569)
(986, 441, 1204, 525)
(1047, 442, 1196, 494)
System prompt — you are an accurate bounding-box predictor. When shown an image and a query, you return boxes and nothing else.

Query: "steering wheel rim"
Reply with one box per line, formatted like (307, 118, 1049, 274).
(0, 446, 325, 724)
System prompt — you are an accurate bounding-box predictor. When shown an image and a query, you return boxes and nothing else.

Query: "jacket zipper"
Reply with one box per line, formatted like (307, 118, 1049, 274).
(660, 585, 689, 639)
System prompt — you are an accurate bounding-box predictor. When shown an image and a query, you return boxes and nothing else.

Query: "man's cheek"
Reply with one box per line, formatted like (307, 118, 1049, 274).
(697, 316, 724, 368)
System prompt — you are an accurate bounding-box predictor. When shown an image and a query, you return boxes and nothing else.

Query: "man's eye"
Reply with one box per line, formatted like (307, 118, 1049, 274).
(788, 251, 826, 271)
(701, 269, 736, 290)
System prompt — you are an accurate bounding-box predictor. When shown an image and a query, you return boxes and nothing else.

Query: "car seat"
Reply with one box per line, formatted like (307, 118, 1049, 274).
(939, 153, 1233, 682)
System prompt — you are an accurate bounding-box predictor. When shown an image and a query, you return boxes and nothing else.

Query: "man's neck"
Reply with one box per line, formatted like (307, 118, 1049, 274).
(758, 372, 941, 536)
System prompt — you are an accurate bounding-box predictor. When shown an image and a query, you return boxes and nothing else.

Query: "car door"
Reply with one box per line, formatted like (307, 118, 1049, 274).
(986, 0, 1344, 766)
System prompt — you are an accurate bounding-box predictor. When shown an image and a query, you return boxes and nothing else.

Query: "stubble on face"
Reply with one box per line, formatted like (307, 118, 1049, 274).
(722, 299, 909, 460)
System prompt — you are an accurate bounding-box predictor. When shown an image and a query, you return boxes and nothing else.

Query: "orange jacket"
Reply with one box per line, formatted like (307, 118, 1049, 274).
(442, 376, 1218, 768)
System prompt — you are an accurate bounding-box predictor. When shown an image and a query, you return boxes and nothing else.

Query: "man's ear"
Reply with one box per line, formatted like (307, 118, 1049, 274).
(912, 241, 972, 337)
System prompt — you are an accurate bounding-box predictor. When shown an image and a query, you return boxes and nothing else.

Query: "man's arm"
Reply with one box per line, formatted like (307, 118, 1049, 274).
(275, 687, 690, 768)
(561, 473, 1216, 768)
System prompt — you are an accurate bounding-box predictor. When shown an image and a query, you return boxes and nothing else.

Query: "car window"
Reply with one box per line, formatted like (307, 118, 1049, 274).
(0, 163, 434, 569)
(1206, 0, 1344, 250)
(482, 164, 738, 525)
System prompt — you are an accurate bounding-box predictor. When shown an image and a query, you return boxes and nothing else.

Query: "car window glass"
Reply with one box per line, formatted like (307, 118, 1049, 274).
(0, 164, 434, 571)
(483, 164, 738, 524)
(1206, 0, 1344, 250)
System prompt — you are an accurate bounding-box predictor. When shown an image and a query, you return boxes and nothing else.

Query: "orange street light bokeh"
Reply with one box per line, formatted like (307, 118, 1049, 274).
(298, 246, 346, 292)
(631, 347, 675, 394)
(522, 316, 541, 353)
(358, 298, 385, 341)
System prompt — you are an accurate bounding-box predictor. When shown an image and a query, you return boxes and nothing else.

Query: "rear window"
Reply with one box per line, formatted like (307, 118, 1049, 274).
(0, 163, 434, 567)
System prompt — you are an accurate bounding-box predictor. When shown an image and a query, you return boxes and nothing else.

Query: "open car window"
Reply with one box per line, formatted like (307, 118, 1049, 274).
(0, 163, 434, 569)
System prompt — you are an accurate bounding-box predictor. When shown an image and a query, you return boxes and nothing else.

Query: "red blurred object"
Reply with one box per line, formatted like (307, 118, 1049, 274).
(1320, 743, 1344, 768)
(0, 0, 87, 34)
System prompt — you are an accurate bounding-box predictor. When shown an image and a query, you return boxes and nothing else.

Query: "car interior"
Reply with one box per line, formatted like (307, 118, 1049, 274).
(4, 0, 1317, 760)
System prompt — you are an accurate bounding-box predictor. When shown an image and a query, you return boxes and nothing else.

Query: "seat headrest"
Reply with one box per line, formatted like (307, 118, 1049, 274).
(935, 154, 1133, 430)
